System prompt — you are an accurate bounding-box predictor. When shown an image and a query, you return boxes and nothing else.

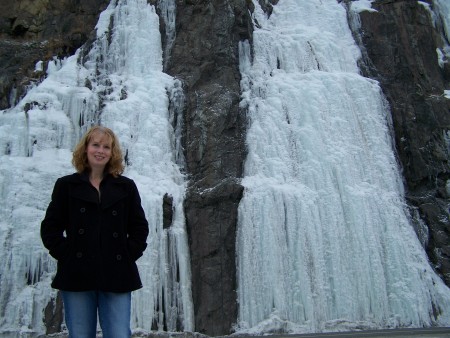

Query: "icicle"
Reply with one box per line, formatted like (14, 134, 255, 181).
(158, 0, 177, 70)
(168, 79, 186, 170)
(432, 0, 450, 80)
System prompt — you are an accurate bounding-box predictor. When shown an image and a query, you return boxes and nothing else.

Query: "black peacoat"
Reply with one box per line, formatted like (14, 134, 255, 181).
(41, 172, 149, 292)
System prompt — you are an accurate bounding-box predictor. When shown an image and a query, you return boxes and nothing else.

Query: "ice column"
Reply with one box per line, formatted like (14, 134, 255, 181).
(158, 0, 177, 70)
(432, 0, 450, 100)
(236, 0, 450, 334)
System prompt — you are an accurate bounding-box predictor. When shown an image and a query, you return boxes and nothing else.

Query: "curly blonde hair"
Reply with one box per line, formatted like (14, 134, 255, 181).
(72, 126, 125, 177)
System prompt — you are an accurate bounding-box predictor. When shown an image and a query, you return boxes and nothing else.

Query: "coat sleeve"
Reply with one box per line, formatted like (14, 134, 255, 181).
(126, 180, 149, 261)
(41, 178, 69, 261)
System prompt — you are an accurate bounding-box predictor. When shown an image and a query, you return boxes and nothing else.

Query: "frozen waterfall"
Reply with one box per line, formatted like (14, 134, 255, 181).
(1, 0, 450, 336)
(236, 0, 450, 334)
(0, 0, 193, 335)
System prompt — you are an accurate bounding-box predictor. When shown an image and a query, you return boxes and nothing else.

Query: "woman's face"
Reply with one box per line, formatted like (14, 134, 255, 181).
(86, 132, 112, 171)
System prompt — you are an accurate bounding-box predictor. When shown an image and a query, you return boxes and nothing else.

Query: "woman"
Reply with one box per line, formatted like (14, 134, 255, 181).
(41, 126, 149, 338)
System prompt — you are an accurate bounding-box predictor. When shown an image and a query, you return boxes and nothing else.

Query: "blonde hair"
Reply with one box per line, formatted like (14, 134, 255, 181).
(72, 126, 125, 177)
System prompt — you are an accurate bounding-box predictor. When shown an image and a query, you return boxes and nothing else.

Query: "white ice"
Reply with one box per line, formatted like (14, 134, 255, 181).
(349, 0, 377, 14)
(0, 0, 193, 335)
(236, 0, 450, 334)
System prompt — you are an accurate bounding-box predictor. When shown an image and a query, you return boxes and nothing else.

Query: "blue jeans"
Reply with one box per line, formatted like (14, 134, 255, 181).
(61, 290, 131, 338)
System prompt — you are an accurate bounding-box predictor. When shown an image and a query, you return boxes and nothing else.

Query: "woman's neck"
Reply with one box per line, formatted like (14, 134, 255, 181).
(89, 170, 104, 192)
(89, 166, 104, 179)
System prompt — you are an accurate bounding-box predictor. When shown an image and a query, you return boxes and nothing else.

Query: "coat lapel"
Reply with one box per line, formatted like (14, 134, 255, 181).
(69, 174, 99, 204)
(100, 176, 128, 210)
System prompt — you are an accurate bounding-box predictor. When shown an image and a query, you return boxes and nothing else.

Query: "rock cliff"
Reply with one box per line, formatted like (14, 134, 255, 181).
(0, 0, 109, 109)
(163, 0, 250, 334)
(0, 0, 449, 336)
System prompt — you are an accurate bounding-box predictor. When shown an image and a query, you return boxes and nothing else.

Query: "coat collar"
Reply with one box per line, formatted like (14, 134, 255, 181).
(69, 172, 129, 209)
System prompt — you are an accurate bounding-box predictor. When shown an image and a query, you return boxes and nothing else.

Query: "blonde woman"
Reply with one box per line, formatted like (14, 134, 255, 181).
(41, 126, 149, 338)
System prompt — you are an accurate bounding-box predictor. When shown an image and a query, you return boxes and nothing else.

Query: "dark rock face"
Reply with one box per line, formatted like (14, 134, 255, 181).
(0, 0, 109, 109)
(163, 0, 251, 335)
(43, 291, 64, 334)
(354, 0, 450, 284)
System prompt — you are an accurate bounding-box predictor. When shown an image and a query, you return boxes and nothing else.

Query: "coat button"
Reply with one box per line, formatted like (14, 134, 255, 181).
(116, 254, 122, 261)
(78, 229, 85, 235)
(76, 252, 83, 258)
(112, 232, 119, 238)
(112, 210, 118, 216)
(80, 207, 86, 213)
